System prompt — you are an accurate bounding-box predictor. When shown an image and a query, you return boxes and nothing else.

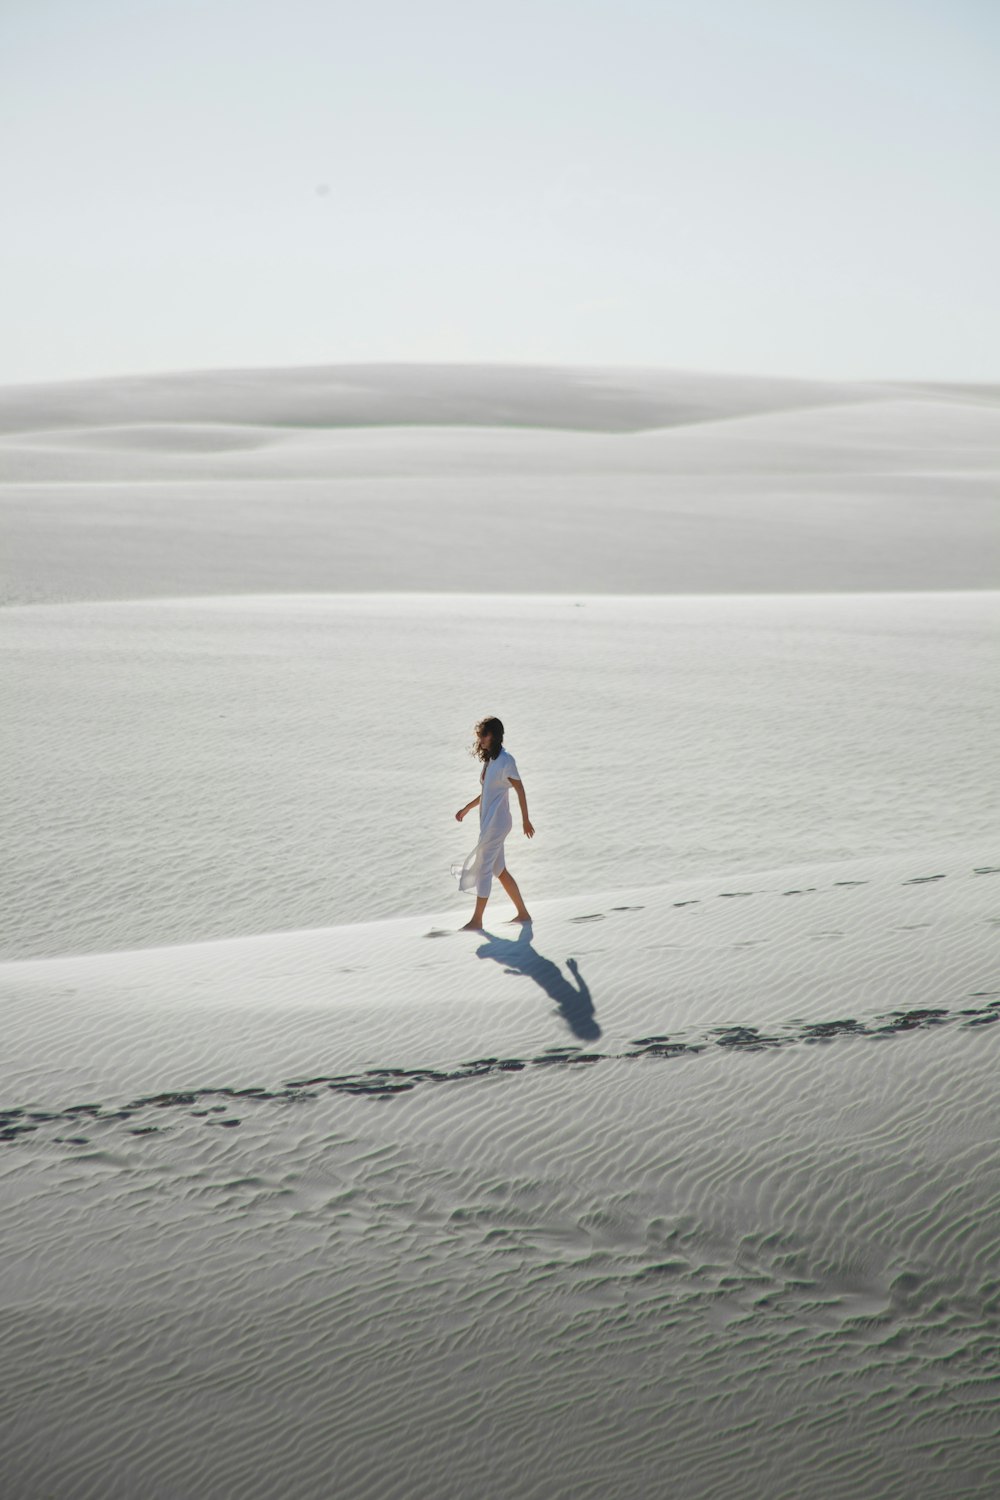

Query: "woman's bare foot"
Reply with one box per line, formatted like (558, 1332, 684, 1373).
(460, 920, 485, 931)
(506, 912, 531, 923)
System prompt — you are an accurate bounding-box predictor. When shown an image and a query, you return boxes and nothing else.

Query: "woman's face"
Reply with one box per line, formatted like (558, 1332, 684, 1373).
(477, 727, 493, 752)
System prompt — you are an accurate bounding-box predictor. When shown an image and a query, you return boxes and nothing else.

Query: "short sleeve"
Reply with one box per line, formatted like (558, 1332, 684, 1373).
(503, 752, 520, 783)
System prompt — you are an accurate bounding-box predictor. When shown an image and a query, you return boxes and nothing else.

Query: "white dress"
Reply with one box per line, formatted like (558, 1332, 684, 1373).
(455, 747, 520, 899)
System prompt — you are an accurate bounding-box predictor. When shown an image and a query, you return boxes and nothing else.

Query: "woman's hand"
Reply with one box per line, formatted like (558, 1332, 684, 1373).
(523, 820, 535, 838)
(455, 807, 467, 822)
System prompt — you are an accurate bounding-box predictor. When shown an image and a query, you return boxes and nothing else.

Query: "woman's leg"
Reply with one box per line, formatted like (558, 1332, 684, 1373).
(498, 868, 531, 922)
(461, 895, 489, 931)
(459, 834, 516, 932)
(461, 849, 498, 930)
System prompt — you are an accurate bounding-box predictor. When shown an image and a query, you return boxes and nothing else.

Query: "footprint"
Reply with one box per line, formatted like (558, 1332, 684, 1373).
(903, 875, 946, 885)
(710, 1026, 785, 1050)
(799, 1019, 867, 1040)
(531, 1052, 601, 1066)
(423, 929, 452, 939)
(571, 913, 605, 923)
(673, 900, 699, 907)
(626, 1041, 699, 1058)
(871, 1007, 950, 1035)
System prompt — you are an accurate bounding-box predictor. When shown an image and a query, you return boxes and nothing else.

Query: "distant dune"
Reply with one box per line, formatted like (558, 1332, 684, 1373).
(0, 363, 997, 603)
(0, 361, 914, 437)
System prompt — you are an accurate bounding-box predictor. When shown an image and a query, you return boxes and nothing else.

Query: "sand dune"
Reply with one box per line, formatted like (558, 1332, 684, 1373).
(3, 365, 997, 609)
(1, 851, 997, 1498)
(1, 382, 997, 603)
(630, 396, 1000, 470)
(4, 592, 996, 961)
(1, 848, 995, 1108)
(0, 361, 913, 438)
(2, 365, 998, 1498)
(5, 466, 994, 604)
(3, 396, 1000, 483)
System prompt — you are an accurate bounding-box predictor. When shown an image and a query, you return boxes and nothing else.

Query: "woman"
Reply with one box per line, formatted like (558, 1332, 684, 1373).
(454, 716, 534, 931)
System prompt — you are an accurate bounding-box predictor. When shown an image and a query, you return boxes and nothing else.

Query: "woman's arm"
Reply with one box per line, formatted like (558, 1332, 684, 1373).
(455, 795, 481, 822)
(509, 779, 534, 838)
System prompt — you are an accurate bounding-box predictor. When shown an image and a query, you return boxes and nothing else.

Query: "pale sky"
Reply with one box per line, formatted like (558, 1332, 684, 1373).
(2, 0, 997, 385)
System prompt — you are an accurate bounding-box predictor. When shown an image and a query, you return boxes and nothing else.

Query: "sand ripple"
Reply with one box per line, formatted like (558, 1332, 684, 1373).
(1, 851, 998, 1496)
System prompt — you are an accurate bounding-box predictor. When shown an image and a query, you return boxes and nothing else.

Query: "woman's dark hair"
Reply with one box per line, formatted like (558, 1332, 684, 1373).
(472, 716, 504, 763)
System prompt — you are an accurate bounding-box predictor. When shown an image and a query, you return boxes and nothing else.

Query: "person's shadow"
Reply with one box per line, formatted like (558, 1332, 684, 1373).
(475, 922, 600, 1042)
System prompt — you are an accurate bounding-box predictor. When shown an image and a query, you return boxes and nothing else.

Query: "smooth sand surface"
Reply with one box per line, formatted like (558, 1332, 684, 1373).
(2, 365, 998, 1498)
(1, 366, 998, 604)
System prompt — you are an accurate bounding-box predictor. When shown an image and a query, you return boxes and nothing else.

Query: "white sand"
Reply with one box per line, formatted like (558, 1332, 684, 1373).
(1, 365, 998, 1498)
(1, 366, 998, 604)
(2, 591, 997, 960)
(2, 851, 998, 1498)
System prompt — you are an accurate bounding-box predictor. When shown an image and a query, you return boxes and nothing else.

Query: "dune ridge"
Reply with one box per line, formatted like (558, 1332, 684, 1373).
(3, 397, 1000, 482)
(0, 361, 930, 437)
